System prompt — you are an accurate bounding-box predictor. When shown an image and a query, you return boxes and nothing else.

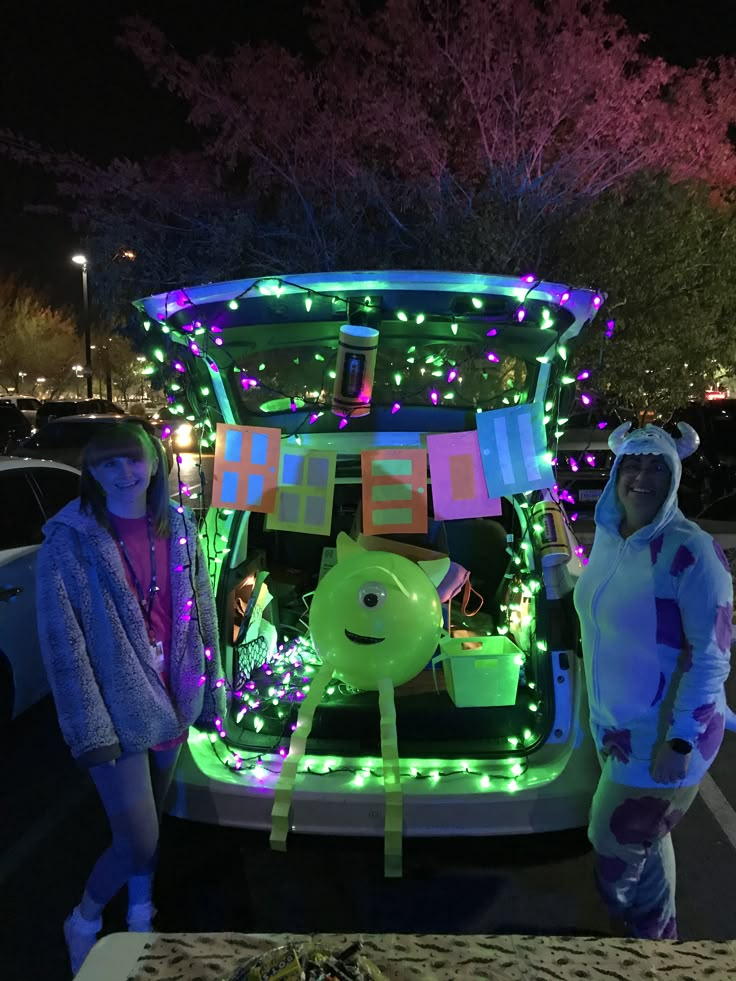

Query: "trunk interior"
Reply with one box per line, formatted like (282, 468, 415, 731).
(217, 478, 564, 762)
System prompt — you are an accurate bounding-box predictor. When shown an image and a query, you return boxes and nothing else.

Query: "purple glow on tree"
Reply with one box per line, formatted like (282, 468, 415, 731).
(391, 402, 401, 414)
(560, 292, 571, 304)
(522, 274, 536, 283)
(577, 369, 591, 380)
(447, 368, 458, 382)
(487, 351, 500, 362)
(605, 319, 616, 338)
(214, 337, 224, 346)
(189, 342, 200, 355)
(339, 417, 349, 429)
(569, 457, 579, 473)
(581, 393, 592, 405)
(516, 308, 526, 323)
(308, 412, 319, 424)
(173, 361, 186, 373)
(430, 390, 439, 404)
(486, 328, 497, 337)
(585, 454, 596, 466)
(597, 421, 608, 429)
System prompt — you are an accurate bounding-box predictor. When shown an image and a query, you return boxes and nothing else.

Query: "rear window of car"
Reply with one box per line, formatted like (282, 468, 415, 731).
(30, 467, 80, 518)
(0, 405, 25, 422)
(36, 421, 96, 449)
(0, 470, 46, 549)
(39, 402, 77, 417)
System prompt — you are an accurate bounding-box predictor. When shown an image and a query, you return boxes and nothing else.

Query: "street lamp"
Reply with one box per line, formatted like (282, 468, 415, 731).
(72, 363, 83, 399)
(72, 254, 92, 398)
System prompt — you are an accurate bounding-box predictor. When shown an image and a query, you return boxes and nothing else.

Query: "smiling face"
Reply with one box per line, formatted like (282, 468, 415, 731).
(309, 546, 444, 690)
(616, 452, 671, 532)
(90, 445, 158, 518)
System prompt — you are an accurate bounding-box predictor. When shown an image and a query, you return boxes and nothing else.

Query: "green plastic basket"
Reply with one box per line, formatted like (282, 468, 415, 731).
(432, 634, 523, 708)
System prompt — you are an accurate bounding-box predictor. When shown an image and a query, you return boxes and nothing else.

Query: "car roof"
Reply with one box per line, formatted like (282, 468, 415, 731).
(44, 398, 110, 405)
(135, 270, 604, 324)
(0, 457, 80, 475)
(44, 414, 139, 424)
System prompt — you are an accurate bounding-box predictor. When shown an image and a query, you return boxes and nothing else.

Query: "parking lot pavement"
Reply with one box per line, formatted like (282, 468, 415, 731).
(3, 698, 736, 981)
(169, 453, 214, 511)
(704, 668, 736, 814)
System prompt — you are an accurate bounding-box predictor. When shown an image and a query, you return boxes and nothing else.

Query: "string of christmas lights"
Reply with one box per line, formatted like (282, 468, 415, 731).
(133, 273, 606, 774)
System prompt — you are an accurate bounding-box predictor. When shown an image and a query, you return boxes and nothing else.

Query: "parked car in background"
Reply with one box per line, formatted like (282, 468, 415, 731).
(12, 414, 174, 472)
(669, 400, 736, 511)
(556, 403, 724, 521)
(555, 408, 636, 520)
(0, 403, 32, 455)
(149, 405, 211, 453)
(0, 458, 81, 721)
(0, 395, 42, 426)
(36, 397, 124, 428)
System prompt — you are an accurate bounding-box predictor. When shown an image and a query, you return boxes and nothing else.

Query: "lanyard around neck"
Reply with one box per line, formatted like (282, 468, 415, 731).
(111, 514, 158, 630)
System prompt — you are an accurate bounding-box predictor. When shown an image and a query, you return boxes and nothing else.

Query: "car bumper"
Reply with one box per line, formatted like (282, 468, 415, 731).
(167, 723, 599, 837)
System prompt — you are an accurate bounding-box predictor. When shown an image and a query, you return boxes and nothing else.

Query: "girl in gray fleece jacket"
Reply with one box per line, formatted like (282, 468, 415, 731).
(36, 422, 226, 974)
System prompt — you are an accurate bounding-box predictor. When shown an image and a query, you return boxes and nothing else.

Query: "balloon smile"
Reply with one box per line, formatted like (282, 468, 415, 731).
(344, 629, 384, 645)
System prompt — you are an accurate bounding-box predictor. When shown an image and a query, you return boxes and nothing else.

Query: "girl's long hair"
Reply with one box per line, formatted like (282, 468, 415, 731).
(80, 422, 171, 537)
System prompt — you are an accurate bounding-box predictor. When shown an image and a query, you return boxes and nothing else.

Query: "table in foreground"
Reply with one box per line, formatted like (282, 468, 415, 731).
(75, 931, 736, 980)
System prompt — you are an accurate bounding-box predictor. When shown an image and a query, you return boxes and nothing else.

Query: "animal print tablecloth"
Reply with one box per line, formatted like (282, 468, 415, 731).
(126, 932, 736, 980)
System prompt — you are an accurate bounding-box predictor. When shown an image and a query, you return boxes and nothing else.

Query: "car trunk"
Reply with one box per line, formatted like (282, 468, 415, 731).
(135, 272, 598, 764)
(215, 470, 567, 761)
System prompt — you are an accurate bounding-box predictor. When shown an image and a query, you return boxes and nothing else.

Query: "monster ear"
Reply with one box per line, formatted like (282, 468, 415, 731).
(336, 531, 364, 562)
(418, 556, 451, 588)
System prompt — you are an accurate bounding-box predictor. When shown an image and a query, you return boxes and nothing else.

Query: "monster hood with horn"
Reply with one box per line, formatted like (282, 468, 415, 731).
(593, 421, 699, 542)
(574, 421, 733, 789)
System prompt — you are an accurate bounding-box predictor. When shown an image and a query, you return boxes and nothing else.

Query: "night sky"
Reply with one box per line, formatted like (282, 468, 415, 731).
(1, 0, 735, 307)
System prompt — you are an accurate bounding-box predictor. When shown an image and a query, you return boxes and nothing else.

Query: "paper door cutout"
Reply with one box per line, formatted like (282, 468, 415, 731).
(212, 424, 281, 512)
(476, 403, 554, 498)
(426, 431, 503, 520)
(361, 448, 428, 536)
(265, 447, 337, 536)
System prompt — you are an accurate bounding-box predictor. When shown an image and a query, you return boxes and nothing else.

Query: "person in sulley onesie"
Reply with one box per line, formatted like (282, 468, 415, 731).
(574, 421, 733, 940)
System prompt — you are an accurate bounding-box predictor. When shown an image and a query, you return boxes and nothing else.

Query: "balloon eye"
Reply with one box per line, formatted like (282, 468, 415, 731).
(358, 582, 387, 609)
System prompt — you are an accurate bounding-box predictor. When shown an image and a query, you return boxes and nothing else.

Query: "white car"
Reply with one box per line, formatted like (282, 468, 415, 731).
(135, 270, 602, 840)
(0, 458, 81, 721)
(0, 395, 42, 426)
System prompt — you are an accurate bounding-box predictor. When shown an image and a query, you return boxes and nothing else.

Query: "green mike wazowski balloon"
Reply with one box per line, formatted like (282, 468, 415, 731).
(309, 533, 448, 690)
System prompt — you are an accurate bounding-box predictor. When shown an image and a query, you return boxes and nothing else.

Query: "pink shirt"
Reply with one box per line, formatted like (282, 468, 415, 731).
(109, 513, 187, 751)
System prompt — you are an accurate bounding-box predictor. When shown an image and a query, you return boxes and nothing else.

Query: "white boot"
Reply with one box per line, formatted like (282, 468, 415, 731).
(64, 905, 102, 975)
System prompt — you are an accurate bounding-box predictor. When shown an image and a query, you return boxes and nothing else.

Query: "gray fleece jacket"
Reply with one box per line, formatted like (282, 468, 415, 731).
(37, 500, 226, 766)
